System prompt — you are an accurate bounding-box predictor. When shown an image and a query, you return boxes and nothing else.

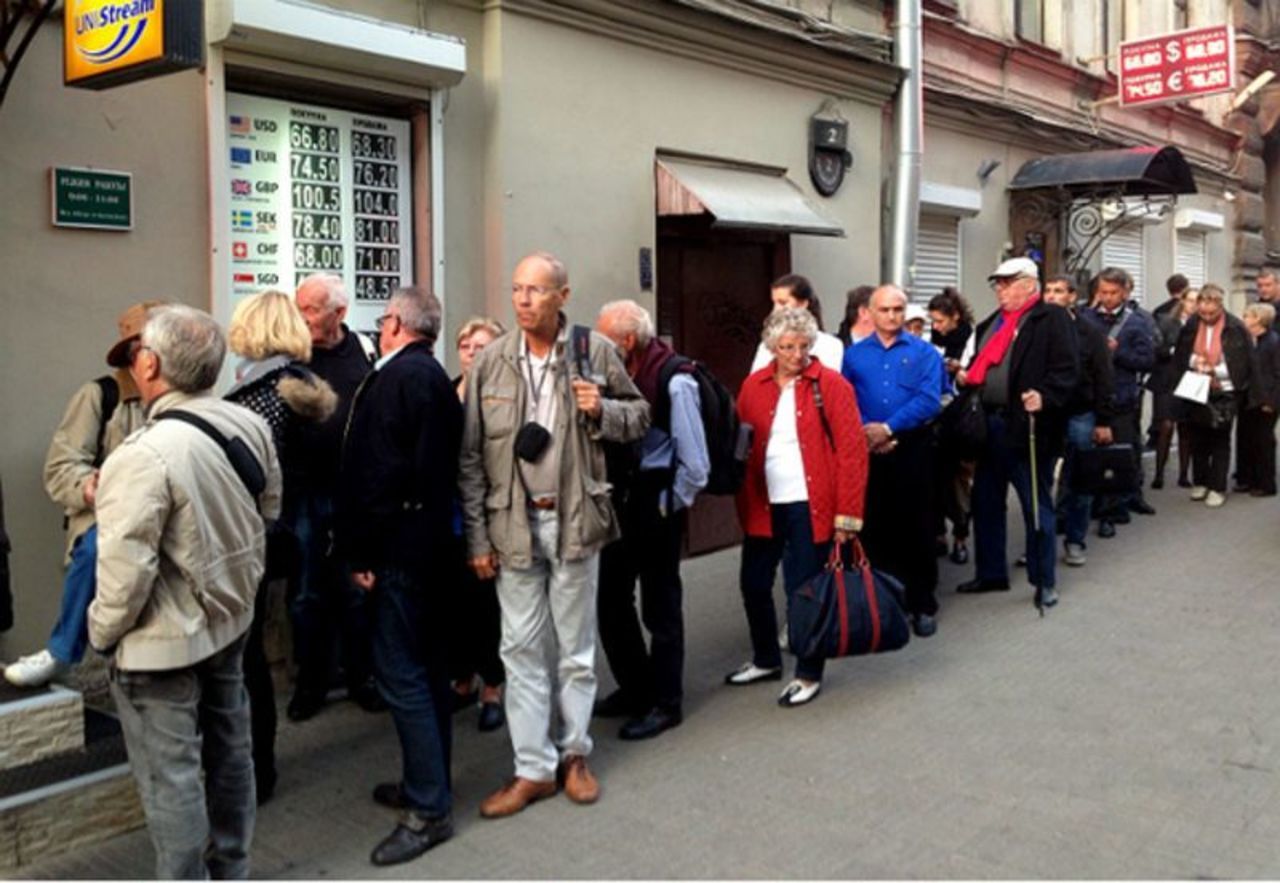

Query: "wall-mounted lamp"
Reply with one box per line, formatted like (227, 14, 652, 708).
(977, 159, 1001, 182)
(1229, 70, 1276, 112)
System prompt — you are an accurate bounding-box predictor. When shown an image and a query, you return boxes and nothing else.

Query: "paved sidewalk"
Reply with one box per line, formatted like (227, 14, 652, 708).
(22, 486, 1280, 879)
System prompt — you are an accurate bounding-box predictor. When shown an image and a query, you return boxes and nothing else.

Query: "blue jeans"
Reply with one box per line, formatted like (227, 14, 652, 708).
(972, 413, 1057, 590)
(370, 566, 452, 818)
(1057, 412, 1096, 547)
(289, 492, 372, 697)
(110, 634, 255, 880)
(48, 525, 97, 665)
(738, 502, 829, 682)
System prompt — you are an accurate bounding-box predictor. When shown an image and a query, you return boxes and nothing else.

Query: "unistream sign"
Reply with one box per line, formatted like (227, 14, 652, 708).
(1118, 25, 1235, 109)
(64, 0, 204, 90)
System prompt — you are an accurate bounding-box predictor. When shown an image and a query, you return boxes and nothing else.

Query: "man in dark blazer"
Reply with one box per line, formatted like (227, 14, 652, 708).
(338, 286, 463, 867)
(956, 258, 1078, 609)
(1239, 303, 1280, 496)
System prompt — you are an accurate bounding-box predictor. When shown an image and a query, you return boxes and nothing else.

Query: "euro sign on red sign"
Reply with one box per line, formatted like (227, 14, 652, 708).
(1119, 25, 1235, 108)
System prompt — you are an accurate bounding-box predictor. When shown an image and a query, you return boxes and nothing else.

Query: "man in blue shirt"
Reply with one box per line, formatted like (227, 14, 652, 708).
(843, 285, 945, 636)
(595, 300, 710, 741)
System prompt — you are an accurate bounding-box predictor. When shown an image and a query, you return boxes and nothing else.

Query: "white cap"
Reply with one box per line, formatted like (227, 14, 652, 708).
(906, 303, 929, 323)
(988, 256, 1040, 282)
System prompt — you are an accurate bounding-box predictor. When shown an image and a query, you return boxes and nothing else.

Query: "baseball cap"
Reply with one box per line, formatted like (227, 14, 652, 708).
(987, 257, 1040, 282)
(106, 301, 167, 368)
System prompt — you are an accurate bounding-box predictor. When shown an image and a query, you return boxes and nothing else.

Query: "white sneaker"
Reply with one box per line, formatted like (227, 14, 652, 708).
(1063, 543, 1087, 567)
(5, 649, 67, 687)
(1205, 490, 1226, 508)
(1189, 486, 1209, 501)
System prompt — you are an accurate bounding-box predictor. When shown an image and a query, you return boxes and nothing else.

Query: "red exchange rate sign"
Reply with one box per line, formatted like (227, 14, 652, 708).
(1118, 24, 1235, 109)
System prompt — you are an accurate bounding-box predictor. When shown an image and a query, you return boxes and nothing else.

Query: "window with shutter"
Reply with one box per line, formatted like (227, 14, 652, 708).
(1175, 230, 1207, 289)
(1101, 224, 1146, 303)
(913, 213, 961, 304)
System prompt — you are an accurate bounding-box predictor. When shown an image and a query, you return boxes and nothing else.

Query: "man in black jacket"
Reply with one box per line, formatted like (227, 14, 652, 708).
(291, 274, 381, 720)
(338, 286, 463, 866)
(1237, 303, 1278, 496)
(1045, 276, 1114, 568)
(956, 258, 1078, 609)
(1082, 267, 1158, 535)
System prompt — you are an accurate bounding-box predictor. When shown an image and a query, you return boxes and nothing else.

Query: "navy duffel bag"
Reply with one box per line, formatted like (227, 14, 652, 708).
(788, 538, 911, 660)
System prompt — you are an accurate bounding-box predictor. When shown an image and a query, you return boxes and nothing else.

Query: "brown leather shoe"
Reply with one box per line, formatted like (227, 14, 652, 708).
(560, 755, 600, 805)
(478, 777, 556, 819)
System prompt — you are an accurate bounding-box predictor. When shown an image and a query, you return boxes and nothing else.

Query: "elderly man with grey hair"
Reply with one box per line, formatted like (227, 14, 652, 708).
(288, 274, 381, 722)
(594, 299, 709, 740)
(337, 286, 463, 866)
(89, 304, 282, 879)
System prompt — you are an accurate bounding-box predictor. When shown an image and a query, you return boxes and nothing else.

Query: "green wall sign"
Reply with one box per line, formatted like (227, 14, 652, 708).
(51, 167, 133, 231)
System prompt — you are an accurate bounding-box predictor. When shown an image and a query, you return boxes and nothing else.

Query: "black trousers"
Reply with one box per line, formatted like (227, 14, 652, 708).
(446, 552, 505, 689)
(1237, 408, 1278, 494)
(597, 489, 686, 713)
(1187, 418, 1234, 493)
(242, 579, 277, 793)
(1098, 406, 1144, 518)
(860, 428, 938, 617)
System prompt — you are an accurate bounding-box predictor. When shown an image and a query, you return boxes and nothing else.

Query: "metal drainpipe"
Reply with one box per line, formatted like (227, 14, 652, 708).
(886, 0, 923, 290)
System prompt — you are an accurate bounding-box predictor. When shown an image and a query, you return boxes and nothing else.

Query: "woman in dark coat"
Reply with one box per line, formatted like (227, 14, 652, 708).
(1172, 284, 1253, 507)
(226, 290, 337, 803)
(927, 288, 974, 563)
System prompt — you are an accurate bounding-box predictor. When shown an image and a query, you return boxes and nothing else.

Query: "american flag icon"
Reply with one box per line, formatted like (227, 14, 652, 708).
(229, 115, 251, 135)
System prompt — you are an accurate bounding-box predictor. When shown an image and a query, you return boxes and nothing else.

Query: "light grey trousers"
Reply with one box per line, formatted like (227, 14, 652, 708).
(496, 509, 599, 781)
(110, 633, 255, 880)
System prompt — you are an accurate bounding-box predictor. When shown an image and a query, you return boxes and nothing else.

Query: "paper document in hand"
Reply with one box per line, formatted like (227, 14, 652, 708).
(1174, 371, 1211, 404)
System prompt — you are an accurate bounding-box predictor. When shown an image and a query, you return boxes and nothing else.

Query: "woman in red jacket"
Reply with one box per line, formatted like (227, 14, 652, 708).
(727, 308, 869, 707)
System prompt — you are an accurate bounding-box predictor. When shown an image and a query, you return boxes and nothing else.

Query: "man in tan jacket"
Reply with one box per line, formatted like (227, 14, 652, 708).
(5, 301, 160, 687)
(89, 305, 281, 880)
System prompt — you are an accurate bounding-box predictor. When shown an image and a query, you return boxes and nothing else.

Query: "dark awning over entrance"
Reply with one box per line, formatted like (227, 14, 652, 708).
(1008, 146, 1197, 197)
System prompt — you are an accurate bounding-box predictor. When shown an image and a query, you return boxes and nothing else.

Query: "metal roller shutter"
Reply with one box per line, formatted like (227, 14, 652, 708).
(1176, 229, 1207, 288)
(913, 213, 960, 303)
(1101, 224, 1146, 303)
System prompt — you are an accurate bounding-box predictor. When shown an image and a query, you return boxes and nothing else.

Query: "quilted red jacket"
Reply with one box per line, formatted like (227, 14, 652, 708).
(735, 358, 868, 542)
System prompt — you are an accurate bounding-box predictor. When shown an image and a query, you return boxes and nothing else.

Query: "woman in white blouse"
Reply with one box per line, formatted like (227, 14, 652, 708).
(749, 274, 845, 373)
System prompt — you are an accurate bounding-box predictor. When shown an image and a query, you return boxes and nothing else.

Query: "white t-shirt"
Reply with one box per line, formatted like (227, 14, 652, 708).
(751, 330, 845, 374)
(765, 380, 809, 503)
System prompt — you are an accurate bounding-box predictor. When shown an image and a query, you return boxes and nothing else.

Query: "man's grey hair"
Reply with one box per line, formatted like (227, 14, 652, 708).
(141, 305, 226, 393)
(1259, 267, 1278, 282)
(1245, 302, 1276, 328)
(520, 251, 569, 288)
(390, 286, 442, 346)
(298, 273, 348, 310)
(871, 284, 908, 308)
(599, 299, 654, 347)
(762, 307, 818, 352)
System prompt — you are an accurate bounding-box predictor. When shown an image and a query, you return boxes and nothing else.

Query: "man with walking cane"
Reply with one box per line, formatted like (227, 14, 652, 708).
(955, 258, 1079, 610)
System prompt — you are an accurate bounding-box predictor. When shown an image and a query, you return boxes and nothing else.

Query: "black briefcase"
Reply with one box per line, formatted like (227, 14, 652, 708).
(1068, 444, 1138, 496)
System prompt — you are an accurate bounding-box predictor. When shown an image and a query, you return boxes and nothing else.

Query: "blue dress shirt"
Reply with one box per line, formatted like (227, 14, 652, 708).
(842, 331, 944, 433)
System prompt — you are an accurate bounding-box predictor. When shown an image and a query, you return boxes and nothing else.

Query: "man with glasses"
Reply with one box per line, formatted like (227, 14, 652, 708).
(459, 252, 649, 818)
(337, 287, 463, 865)
(956, 258, 1078, 608)
(6, 301, 162, 687)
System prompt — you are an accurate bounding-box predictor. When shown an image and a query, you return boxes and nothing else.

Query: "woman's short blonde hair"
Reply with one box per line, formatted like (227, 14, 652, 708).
(1245, 302, 1276, 328)
(455, 316, 505, 348)
(762, 307, 818, 352)
(228, 290, 312, 362)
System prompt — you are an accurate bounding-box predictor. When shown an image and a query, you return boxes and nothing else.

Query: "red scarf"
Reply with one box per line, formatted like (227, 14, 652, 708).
(965, 295, 1040, 387)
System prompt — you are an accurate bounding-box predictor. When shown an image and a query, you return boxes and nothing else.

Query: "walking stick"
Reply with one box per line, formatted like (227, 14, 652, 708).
(1028, 412, 1046, 617)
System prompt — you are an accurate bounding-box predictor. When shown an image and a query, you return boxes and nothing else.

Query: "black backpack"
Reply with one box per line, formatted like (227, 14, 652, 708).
(655, 355, 746, 496)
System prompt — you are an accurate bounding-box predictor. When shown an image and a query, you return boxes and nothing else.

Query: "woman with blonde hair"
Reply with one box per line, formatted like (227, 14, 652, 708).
(226, 289, 337, 803)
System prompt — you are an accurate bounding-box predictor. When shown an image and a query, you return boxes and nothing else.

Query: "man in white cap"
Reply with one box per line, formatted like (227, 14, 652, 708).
(954, 257, 1078, 608)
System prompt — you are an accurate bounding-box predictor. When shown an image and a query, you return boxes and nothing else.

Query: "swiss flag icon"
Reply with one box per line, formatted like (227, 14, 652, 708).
(232, 242, 248, 260)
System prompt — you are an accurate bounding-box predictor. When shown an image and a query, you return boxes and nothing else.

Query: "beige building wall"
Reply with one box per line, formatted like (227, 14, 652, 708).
(0, 22, 210, 657)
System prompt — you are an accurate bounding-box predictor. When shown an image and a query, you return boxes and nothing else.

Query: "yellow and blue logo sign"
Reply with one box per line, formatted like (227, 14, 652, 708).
(65, 0, 165, 85)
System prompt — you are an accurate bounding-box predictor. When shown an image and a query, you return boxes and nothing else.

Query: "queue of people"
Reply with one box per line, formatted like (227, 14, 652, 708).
(8, 251, 1280, 878)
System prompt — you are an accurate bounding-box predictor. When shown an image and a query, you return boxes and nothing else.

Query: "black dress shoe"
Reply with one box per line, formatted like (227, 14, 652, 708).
(1177, 476, 1192, 489)
(1150, 476, 1164, 490)
(619, 707, 683, 741)
(956, 578, 1010, 594)
(949, 543, 968, 565)
(911, 613, 938, 638)
(350, 681, 388, 713)
(370, 812, 454, 866)
(1251, 488, 1278, 497)
(1128, 498, 1157, 515)
(286, 690, 326, 722)
(1097, 520, 1116, 539)
(373, 782, 410, 810)
(1110, 510, 1132, 524)
(594, 688, 642, 718)
(478, 701, 505, 733)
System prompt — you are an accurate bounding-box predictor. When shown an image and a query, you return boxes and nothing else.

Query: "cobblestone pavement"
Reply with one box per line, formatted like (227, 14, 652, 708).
(20, 484, 1280, 879)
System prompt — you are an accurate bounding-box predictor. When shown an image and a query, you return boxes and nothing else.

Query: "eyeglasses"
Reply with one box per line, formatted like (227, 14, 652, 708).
(375, 313, 399, 332)
(511, 284, 563, 298)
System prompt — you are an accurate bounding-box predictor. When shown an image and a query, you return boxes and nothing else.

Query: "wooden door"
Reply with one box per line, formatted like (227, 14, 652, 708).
(656, 216, 789, 556)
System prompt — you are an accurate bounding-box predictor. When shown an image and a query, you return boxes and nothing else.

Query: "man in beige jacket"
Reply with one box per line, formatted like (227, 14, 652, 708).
(89, 305, 281, 880)
(5, 301, 160, 687)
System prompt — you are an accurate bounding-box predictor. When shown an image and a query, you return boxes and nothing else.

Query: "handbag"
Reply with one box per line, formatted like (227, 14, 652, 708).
(1068, 444, 1138, 496)
(787, 538, 911, 660)
(938, 388, 987, 459)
